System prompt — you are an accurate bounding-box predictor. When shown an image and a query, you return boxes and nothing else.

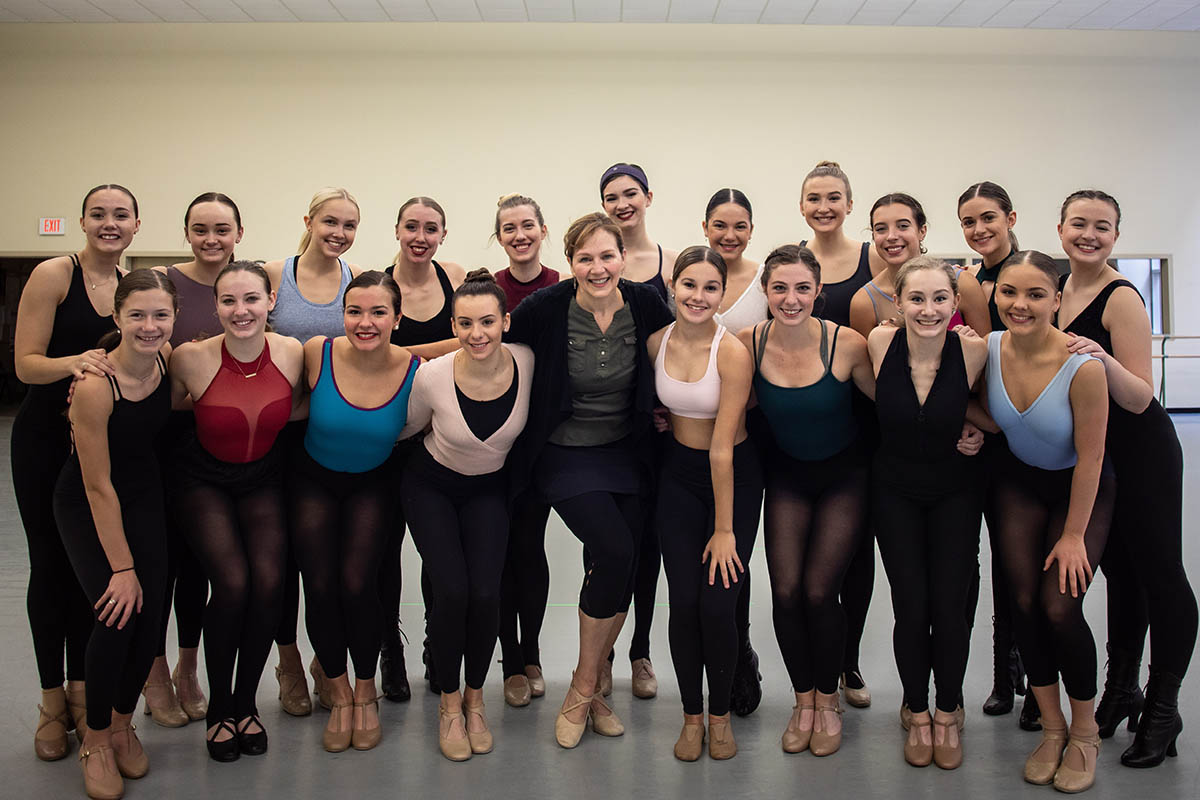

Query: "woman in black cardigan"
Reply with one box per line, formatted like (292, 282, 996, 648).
(505, 212, 673, 749)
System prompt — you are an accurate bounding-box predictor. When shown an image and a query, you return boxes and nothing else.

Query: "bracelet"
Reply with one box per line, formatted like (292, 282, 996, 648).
(112, 566, 135, 574)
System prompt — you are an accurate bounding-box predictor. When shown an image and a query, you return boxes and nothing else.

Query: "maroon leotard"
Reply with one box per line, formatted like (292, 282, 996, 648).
(193, 339, 292, 463)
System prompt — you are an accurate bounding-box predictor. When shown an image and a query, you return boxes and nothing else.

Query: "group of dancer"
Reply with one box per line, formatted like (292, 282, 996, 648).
(11, 161, 1194, 799)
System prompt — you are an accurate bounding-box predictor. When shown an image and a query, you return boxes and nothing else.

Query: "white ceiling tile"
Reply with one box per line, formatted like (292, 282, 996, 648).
(1114, 0, 1196, 27)
(328, 0, 389, 21)
(526, 2, 573, 20)
(134, 0, 205, 20)
(1074, 0, 1156, 28)
(668, 0, 718, 22)
(712, 0, 765, 21)
(758, 0, 816, 23)
(941, 0, 1011, 27)
(622, 0, 668, 22)
(376, 0, 436, 20)
(852, 0, 909, 23)
(477, 0, 527, 21)
(87, 0, 160, 20)
(574, 0, 619, 22)
(284, 2, 345, 21)
(805, 0, 860, 25)
(1156, 3, 1200, 25)
(427, 0, 481, 21)
(35, 0, 113, 21)
(0, 4, 24, 16)
(1, 0, 68, 19)
(983, 0, 1057, 27)
(185, 0, 251, 20)
(233, 0, 298, 20)
(894, 0, 960, 26)
(1028, 0, 1108, 27)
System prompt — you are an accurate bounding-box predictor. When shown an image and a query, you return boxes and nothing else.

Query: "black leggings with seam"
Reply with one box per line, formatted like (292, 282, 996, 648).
(54, 464, 167, 731)
(498, 493, 551, 677)
(993, 450, 1114, 700)
(402, 449, 509, 694)
(658, 438, 762, 716)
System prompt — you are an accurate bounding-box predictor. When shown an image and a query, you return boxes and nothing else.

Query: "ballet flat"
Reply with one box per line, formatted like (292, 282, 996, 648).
(525, 665, 546, 697)
(555, 684, 593, 749)
(589, 695, 624, 737)
(504, 675, 531, 708)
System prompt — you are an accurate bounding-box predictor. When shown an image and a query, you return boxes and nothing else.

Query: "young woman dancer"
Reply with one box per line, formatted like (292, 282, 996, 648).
(263, 187, 363, 714)
(52, 270, 176, 800)
(798, 161, 885, 710)
(869, 257, 988, 770)
(651, 246, 759, 761)
(401, 270, 533, 761)
(1056, 190, 1196, 768)
(491, 194, 560, 708)
(701, 188, 766, 717)
(506, 212, 673, 748)
(737, 245, 875, 758)
(13, 185, 133, 761)
(169, 261, 304, 762)
(597, 163, 679, 698)
(850, 193, 991, 340)
(384, 195, 465, 697)
(956, 181, 1036, 726)
(984, 251, 1112, 792)
(140, 192, 244, 729)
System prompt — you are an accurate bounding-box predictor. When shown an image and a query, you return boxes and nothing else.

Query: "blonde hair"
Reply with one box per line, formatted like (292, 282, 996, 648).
(802, 160, 852, 202)
(894, 255, 958, 297)
(298, 187, 360, 253)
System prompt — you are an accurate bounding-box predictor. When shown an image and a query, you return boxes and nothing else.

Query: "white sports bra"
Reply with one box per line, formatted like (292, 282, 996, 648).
(654, 323, 725, 421)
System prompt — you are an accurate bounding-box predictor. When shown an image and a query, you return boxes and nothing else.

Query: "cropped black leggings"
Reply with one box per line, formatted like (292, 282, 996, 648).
(874, 473, 982, 714)
(556, 492, 642, 620)
(1102, 406, 1197, 678)
(658, 439, 762, 716)
(11, 404, 92, 689)
(174, 446, 287, 727)
(402, 449, 509, 694)
(766, 443, 869, 697)
(290, 449, 395, 681)
(993, 452, 1114, 701)
(54, 467, 167, 731)
(155, 413, 208, 658)
(499, 493, 551, 677)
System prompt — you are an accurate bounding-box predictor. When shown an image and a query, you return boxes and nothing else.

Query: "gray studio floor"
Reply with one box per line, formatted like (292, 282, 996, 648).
(1, 414, 1197, 800)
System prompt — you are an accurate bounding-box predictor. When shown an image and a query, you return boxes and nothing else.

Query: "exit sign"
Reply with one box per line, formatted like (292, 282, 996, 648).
(39, 218, 66, 236)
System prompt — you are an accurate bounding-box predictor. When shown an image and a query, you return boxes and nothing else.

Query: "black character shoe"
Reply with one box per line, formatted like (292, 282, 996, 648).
(380, 624, 411, 703)
(1096, 643, 1145, 738)
(729, 641, 763, 718)
(206, 719, 240, 763)
(235, 714, 268, 756)
(1019, 687, 1042, 732)
(423, 637, 441, 696)
(1121, 667, 1183, 768)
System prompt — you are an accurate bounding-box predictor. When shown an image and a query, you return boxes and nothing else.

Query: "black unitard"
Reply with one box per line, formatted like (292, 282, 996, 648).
(873, 331, 982, 714)
(12, 255, 117, 689)
(53, 355, 171, 730)
(1060, 278, 1196, 679)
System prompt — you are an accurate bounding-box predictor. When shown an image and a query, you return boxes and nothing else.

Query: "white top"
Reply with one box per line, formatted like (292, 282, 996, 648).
(714, 263, 767, 335)
(404, 343, 535, 475)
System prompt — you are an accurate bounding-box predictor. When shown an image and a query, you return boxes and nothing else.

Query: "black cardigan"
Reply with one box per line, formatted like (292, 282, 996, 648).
(505, 278, 674, 500)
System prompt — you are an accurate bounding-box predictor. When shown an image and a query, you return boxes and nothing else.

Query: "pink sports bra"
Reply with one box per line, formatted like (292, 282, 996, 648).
(654, 323, 725, 420)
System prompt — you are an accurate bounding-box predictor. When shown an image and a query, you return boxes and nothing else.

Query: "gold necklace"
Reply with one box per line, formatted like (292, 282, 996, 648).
(230, 346, 268, 379)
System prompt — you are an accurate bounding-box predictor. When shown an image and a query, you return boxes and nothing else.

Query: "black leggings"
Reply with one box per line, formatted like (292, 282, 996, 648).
(993, 451, 1114, 700)
(556, 491, 642, 620)
(766, 443, 869, 696)
(290, 448, 394, 680)
(874, 471, 982, 714)
(174, 446, 287, 727)
(54, 466, 167, 731)
(840, 389, 878, 674)
(11, 404, 92, 689)
(402, 449, 508, 694)
(1103, 406, 1197, 678)
(273, 421, 306, 649)
(499, 493, 551, 677)
(658, 439, 762, 716)
(155, 413, 207, 657)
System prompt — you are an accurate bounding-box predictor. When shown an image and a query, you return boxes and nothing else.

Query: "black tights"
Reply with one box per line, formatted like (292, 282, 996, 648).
(156, 524, 206, 656)
(556, 492, 642, 620)
(658, 440, 762, 716)
(54, 469, 166, 731)
(766, 446, 868, 696)
(499, 494, 551, 677)
(1103, 408, 1197, 678)
(290, 450, 392, 680)
(175, 460, 287, 727)
(12, 408, 92, 689)
(993, 455, 1113, 700)
(840, 389, 878, 674)
(402, 451, 508, 693)
(874, 479, 982, 714)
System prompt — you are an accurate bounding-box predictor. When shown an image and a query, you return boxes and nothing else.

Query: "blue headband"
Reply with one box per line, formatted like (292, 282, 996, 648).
(600, 163, 649, 195)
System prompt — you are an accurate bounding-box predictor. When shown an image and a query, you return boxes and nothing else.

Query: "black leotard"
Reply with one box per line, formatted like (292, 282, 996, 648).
(387, 260, 455, 346)
(642, 245, 669, 305)
(804, 241, 872, 327)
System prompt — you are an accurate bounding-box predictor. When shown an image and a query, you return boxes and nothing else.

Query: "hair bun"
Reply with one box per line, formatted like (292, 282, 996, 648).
(464, 267, 495, 284)
(497, 193, 522, 207)
(815, 160, 840, 169)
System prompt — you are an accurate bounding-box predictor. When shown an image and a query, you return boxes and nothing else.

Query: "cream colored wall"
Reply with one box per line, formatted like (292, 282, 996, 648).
(1, 23, 1198, 365)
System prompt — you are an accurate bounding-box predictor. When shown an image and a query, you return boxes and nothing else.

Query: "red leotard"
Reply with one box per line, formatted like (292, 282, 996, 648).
(193, 339, 292, 464)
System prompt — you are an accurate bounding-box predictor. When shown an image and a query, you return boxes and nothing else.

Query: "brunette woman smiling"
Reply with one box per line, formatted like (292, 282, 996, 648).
(14, 184, 133, 762)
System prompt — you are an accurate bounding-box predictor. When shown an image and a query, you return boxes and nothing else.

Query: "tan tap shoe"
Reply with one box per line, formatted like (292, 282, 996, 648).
(1053, 732, 1100, 793)
(171, 664, 207, 722)
(782, 702, 814, 753)
(35, 687, 71, 761)
(79, 744, 123, 800)
(352, 695, 382, 751)
(1024, 725, 1068, 785)
(109, 717, 148, 779)
(810, 695, 843, 757)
